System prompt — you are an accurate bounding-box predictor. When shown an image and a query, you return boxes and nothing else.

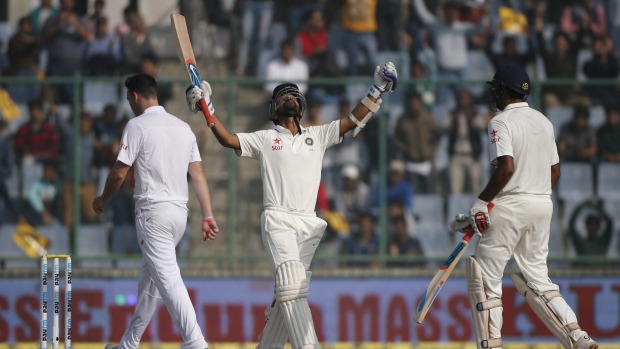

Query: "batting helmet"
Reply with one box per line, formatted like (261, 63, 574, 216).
(486, 65, 531, 97)
(269, 83, 307, 123)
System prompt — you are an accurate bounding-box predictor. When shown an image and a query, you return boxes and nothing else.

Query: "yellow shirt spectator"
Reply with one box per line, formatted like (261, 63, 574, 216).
(342, 0, 377, 32)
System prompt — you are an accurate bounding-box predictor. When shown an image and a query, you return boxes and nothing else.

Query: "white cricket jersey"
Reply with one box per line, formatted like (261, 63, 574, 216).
(488, 102, 559, 197)
(236, 120, 342, 213)
(117, 106, 201, 209)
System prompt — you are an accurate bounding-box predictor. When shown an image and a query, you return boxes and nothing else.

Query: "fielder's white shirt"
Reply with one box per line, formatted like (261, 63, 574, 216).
(117, 106, 201, 209)
(236, 120, 342, 213)
(488, 102, 559, 197)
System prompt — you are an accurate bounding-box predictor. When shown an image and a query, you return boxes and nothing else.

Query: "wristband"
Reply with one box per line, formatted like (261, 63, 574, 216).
(203, 216, 215, 223)
(367, 84, 382, 98)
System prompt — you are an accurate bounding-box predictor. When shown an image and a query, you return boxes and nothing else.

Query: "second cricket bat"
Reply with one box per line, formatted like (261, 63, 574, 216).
(413, 202, 494, 323)
(170, 13, 215, 127)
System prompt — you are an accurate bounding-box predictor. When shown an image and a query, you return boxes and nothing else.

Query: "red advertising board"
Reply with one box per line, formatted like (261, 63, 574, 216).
(1, 278, 619, 344)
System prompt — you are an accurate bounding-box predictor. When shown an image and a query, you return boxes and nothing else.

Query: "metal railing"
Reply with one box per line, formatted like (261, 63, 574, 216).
(0, 74, 618, 270)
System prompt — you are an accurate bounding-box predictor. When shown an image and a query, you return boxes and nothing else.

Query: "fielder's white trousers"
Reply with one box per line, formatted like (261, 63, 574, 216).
(474, 195, 579, 339)
(119, 203, 207, 349)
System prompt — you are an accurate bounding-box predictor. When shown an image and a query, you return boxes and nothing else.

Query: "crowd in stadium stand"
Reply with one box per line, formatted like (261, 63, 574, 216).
(0, 0, 619, 266)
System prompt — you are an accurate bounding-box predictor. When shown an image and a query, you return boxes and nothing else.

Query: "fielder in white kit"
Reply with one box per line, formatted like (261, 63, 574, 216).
(93, 74, 218, 349)
(466, 65, 598, 349)
(185, 63, 397, 349)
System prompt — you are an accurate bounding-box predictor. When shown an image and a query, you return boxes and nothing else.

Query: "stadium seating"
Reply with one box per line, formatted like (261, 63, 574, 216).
(412, 194, 445, 225)
(547, 106, 573, 138)
(556, 163, 594, 200)
(83, 82, 118, 115)
(447, 194, 476, 225)
(77, 224, 113, 268)
(415, 221, 453, 262)
(597, 163, 620, 199)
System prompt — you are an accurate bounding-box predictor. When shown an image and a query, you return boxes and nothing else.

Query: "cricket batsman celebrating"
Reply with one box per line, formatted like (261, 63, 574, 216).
(465, 65, 598, 349)
(185, 62, 397, 349)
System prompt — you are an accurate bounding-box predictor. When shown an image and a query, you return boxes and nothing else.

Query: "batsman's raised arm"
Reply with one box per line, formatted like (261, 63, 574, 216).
(339, 62, 398, 137)
(186, 81, 241, 150)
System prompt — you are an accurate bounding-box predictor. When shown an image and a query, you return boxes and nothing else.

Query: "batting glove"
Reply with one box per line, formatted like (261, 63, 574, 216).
(368, 62, 398, 98)
(185, 80, 215, 115)
(469, 198, 491, 236)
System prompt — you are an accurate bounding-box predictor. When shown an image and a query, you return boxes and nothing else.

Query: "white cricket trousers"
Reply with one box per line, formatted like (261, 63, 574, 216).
(474, 195, 579, 339)
(119, 203, 207, 349)
(261, 207, 327, 270)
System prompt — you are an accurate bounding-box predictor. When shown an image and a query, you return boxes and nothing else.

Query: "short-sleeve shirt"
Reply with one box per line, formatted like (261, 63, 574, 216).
(488, 102, 559, 197)
(236, 120, 341, 213)
(117, 106, 201, 209)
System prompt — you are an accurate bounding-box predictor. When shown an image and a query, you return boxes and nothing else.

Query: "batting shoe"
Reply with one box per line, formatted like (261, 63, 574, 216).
(573, 333, 598, 349)
(104, 344, 117, 349)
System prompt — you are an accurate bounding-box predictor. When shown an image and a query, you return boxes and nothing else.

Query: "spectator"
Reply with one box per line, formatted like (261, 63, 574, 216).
(83, 16, 121, 76)
(333, 164, 370, 227)
(444, 89, 485, 195)
(414, 0, 485, 105)
(89, 0, 106, 23)
(301, 99, 326, 127)
(235, 0, 274, 76)
(62, 112, 97, 227)
(115, 6, 137, 38)
(568, 200, 613, 266)
(265, 39, 309, 94)
(376, 0, 403, 51)
(109, 167, 138, 254)
(387, 199, 417, 239)
(535, 4, 585, 109)
(561, 0, 607, 48)
(287, 0, 323, 37)
(484, 32, 536, 71)
(296, 9, 342, 100)
(341, 213, 380, 268)
(341, 0, 379, 76)
(388, 215, 424, 267)
(557, 104, 597, 162)
(203, 0, 236, 61)
(120, 13, 155, 74)
(410, 59, 436, 111)
(94, 104, 121, 170)
(23, 161, 62, 226)
(393, 92, 440, 193)
(371, 159, 414, 212)
(596, 106, 620, 162)
(14, 100, 60, 163)
(43, 0, 92, 103)
(29, 0, 59, 37)
(0, 119, 20, 223)
(6, 16, 41, 103)
(139, 53, 172, 106)
(327, 99, 370, 191)
(583, 36, 620, 107)
(296, 9, 329, 77)
(0, 40, 7, 73)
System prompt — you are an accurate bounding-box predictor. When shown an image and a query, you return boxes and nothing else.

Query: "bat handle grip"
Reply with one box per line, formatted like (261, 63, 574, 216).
(198, 99, 215, 128)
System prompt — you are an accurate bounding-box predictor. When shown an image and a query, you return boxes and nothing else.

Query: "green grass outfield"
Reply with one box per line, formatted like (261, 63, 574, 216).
(4, 343, 620, 349)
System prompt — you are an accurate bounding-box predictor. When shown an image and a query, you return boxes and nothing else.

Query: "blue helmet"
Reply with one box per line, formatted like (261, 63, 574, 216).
(486, 64, 531, 97)
(269, 83, 307, 124)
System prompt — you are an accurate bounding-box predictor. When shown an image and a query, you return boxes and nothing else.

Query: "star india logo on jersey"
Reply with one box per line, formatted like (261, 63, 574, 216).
(272, 138, 283, 150)
(490, 129, 501, 144)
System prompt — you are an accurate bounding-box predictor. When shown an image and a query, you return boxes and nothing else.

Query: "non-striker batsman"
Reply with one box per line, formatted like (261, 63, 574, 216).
(466, 65, 598, 349)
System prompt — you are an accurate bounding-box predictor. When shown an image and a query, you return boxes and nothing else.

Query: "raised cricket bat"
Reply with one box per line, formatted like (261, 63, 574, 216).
(413, 202, 494, 324)
(170, 13, 215, 127)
